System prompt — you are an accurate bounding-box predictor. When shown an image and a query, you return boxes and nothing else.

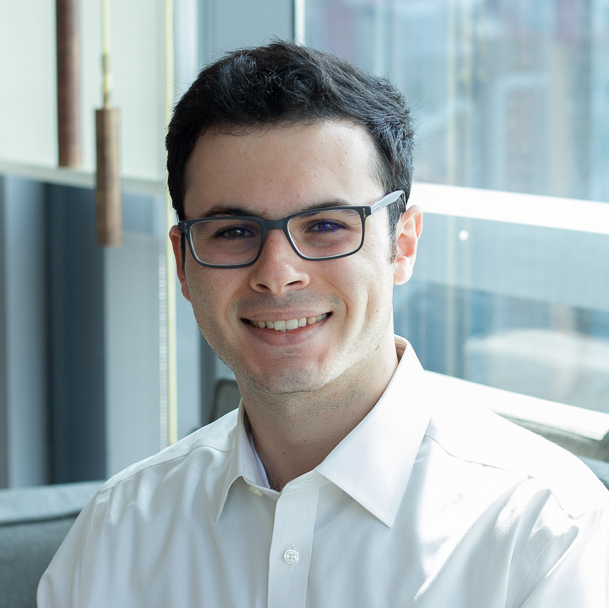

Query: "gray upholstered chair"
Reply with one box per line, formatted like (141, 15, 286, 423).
(0, 481, 101, 608)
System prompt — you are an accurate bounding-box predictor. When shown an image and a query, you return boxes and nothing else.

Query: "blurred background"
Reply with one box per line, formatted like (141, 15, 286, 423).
(1, 0, 608, 488)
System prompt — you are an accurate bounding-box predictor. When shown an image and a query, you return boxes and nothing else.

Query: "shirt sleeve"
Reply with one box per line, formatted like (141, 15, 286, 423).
(513, 507, 608, 608)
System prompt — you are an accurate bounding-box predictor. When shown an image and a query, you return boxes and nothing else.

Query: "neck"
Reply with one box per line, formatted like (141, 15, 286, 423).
(239, 337, 399, 491)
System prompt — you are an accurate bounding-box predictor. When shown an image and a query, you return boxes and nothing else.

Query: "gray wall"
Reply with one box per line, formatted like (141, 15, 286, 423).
(0, 177, 50, 487)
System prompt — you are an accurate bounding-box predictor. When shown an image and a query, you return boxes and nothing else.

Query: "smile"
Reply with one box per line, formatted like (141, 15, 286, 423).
(247, 313, 328, 332)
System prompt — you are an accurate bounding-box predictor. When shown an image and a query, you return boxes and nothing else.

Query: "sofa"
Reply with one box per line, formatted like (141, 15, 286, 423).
(0, 481, 101, 608)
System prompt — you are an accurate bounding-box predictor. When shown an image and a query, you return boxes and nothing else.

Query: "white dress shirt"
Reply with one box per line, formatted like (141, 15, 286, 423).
(38, 338, 609, 607)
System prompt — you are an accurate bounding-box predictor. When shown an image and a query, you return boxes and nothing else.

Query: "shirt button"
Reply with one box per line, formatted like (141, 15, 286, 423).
(283, 549, 300, 565)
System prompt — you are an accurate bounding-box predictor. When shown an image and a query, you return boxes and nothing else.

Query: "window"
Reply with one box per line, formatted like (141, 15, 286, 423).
(304, 0, 609, 418)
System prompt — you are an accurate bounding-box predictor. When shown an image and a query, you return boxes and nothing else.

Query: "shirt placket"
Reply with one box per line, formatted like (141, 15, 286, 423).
(267, 481, 320, 608)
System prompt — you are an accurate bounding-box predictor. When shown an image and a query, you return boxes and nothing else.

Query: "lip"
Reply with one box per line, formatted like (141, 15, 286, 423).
(246, 313, 328, 332)
(241, 312, 331, 344)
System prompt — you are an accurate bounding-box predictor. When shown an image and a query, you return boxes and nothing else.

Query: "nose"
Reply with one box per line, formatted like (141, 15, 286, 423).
(248, 228, 311, 294)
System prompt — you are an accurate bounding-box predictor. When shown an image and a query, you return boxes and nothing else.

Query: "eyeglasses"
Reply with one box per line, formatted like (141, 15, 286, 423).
(177, 190, 405, 269)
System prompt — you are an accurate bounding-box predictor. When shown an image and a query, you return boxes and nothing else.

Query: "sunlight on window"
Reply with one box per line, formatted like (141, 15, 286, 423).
(305, 0, 609, 416)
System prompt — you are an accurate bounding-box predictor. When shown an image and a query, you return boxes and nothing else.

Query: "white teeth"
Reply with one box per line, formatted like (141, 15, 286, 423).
(250, 314, 327, 332)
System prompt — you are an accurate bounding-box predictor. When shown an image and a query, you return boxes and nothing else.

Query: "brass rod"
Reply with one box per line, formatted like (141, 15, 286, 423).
(164, 0, 178, 447)
(101, 0, 112, 107)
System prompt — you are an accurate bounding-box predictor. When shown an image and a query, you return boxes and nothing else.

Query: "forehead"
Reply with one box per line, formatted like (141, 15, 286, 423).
(183, 120, 384, 219)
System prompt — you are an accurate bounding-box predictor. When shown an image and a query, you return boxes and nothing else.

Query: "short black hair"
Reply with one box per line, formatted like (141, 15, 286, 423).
(166, 40, 415, 235)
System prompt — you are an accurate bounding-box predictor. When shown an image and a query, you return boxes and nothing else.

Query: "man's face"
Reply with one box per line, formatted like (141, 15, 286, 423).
(170, 120, 421, 396)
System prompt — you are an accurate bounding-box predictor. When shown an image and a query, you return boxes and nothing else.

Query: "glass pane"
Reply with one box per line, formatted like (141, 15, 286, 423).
(305, 0, 609, 200)
(395, 204, 609, 413)
(191, 219, 262, 265)
(290, 209, 363, 257)
(305, 0, 609, 415)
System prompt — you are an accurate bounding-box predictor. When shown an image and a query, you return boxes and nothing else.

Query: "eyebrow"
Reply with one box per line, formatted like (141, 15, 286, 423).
(198, 199, 353, 219)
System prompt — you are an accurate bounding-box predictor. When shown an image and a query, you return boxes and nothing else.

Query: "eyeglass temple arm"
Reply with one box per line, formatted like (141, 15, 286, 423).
(366, 190, 405, 216)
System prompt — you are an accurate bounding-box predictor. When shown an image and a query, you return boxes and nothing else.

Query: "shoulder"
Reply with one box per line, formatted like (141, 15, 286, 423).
(98, 409, 239, 499)
(38, 411, 241, 605)
(424, 397, 609, 518)
(50, 409, 240, 556)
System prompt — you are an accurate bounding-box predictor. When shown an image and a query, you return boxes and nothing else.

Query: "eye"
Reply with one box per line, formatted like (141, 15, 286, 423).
(307, 220, 346, 233)
(213, 225, 256, 239)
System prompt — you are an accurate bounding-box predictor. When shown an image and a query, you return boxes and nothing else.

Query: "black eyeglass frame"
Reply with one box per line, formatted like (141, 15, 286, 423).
(177, 189, 405, 269)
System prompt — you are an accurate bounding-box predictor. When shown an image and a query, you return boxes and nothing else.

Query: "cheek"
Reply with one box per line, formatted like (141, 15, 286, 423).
(185, 269, 233, 326)
(337, 257, 393, 321)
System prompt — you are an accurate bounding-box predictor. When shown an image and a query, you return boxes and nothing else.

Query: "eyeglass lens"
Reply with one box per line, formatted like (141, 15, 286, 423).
(189, 208, 364, 266)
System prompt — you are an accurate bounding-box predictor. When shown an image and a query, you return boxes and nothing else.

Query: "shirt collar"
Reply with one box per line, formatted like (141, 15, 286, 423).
(316, 337, 432, 527)
(216, 337, 433, 526)
(216, 404, 269, 520)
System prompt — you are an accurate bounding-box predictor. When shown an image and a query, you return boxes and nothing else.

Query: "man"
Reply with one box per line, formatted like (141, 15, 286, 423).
(38, 41, 608, 607)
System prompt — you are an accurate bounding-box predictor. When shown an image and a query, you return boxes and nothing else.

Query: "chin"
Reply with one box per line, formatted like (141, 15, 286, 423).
(240, 364, 334, 395)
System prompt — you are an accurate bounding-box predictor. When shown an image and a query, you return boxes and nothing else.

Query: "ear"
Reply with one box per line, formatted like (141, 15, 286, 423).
(393, 205, 423, 286)
(169, 225, 192, 302)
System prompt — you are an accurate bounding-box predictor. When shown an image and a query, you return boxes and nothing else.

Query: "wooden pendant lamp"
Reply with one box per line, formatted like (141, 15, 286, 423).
(95, 0, 122, 246)
(56, 0, 81, 168)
